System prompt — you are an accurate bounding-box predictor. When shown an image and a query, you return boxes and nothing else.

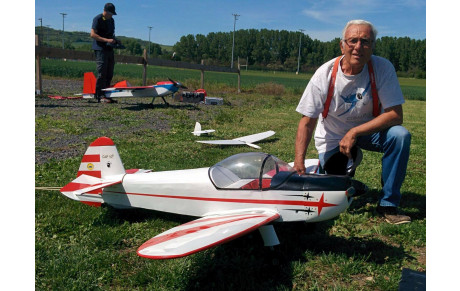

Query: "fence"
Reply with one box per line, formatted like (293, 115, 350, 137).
(35, 35, 241, 94)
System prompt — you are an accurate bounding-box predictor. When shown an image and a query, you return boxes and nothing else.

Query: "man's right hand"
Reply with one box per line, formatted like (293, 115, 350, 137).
(293, 160, 306, 175)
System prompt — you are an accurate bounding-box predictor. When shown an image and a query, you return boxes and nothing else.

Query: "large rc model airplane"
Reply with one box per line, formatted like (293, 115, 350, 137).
(60, 137, 367, 259)
(197, 130, 275, 149)
(81, 72, 187, 105)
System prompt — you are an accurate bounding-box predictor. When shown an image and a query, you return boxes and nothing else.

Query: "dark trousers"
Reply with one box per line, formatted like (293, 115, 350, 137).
(94, 49, 115, 99)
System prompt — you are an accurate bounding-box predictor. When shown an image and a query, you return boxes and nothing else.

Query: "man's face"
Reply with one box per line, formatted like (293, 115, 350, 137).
(103, 11, 113, 19)
(340, 24, 373, 73)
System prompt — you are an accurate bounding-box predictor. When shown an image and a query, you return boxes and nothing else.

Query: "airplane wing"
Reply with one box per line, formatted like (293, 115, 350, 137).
(137, 209, 280, 259)
(234, 130, 275, 144)
(196, 130, 275, 149)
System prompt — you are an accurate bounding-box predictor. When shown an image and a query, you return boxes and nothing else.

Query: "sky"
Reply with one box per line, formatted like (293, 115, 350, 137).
(35, 0, 426, 46)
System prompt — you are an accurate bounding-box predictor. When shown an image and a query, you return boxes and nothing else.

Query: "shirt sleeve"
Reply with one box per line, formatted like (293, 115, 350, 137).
(296, 80, 325, 118)
(374, 56, 405, 109)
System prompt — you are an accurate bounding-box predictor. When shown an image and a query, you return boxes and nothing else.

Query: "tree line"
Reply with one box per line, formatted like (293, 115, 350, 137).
(36, 27, 425, 78)
(173, 29, 425, 77)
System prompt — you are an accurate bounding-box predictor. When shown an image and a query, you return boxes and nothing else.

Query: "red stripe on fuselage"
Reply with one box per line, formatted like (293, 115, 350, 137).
(106, 191, 338, 210)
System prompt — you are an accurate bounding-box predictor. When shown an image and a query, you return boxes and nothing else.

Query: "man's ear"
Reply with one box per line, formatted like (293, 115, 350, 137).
(340, 40, 345, 55)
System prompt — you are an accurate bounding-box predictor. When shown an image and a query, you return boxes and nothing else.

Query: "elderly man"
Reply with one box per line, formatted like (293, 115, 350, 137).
(294, 20, 411, 224)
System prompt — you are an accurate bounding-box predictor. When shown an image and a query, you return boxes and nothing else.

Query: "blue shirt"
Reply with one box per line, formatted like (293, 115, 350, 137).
(91, 13, 115, 50)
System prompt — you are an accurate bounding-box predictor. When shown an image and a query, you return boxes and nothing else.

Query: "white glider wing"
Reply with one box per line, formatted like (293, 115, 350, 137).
(137, 209, 280, 259)
(197, 130, 275, 149)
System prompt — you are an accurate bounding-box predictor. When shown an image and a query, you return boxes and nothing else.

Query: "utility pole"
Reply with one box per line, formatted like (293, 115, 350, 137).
(148, 26, 153, 58)
(231, 13, 240, 69)
(60, 13, 67, 49)
(38, 18, 43, 39)
(297, 29, 305, 75)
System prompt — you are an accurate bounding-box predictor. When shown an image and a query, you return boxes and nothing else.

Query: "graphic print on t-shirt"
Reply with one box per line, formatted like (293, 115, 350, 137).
(338, 81, 371, 117)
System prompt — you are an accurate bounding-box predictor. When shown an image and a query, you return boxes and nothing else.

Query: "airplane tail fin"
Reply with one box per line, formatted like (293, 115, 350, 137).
(60, 137, 125, 207)
(82, 72, 97, 96)
(193, 122, 202, 136)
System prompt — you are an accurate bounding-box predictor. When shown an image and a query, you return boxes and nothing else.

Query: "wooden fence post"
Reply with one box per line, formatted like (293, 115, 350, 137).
(237, 62, 241, 93)
(35, 35, 42, 95)
(200, 59, 205, 89)
(142, 49, 147, 86)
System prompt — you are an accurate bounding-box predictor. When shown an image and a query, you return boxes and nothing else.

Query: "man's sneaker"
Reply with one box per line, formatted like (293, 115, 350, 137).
(376, 205, 411, 225)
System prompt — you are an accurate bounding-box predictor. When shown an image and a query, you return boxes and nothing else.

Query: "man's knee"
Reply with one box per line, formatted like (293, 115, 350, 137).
(387, 126, 411, 149)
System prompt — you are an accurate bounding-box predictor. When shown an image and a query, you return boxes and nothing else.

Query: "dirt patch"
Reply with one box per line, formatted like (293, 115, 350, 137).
(36, 78, 223, 164)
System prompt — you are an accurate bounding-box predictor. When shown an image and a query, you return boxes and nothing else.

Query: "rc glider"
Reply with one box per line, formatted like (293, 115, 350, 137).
(81, 72, 187, 105)
(197, 130, 275, 149)
(192, 122, 215, 136)
(60, 137, 367, 259)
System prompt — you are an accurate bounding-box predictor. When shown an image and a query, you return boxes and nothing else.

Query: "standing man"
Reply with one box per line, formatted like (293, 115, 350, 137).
(294, 20, 411, 224)
(91, 3, 117, 103)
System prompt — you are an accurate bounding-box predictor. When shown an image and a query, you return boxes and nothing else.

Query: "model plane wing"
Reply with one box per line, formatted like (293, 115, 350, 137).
(137, 209, 280, 259)
(196, 130, 275, 149)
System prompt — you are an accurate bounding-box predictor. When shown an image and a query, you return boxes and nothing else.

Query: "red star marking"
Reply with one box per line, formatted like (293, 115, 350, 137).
(316, 193, 338, 215)
(302, 193, 338, 216)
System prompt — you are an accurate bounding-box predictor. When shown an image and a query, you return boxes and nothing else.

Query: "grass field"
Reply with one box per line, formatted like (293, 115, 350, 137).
(35, 61, 426, 290)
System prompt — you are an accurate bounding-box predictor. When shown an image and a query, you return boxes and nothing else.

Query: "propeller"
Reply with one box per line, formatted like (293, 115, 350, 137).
(168, 78, 188, 89)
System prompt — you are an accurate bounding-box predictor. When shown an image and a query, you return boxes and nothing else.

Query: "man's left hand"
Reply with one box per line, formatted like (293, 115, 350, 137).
(339, 129, 357, 159)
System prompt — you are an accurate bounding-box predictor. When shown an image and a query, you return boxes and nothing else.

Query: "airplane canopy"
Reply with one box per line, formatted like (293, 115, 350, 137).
(209, 152, 294, 190)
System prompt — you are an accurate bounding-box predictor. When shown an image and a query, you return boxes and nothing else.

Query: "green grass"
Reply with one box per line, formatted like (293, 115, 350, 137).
(35, 67, 425, 290)
(40, 59, 425, 100)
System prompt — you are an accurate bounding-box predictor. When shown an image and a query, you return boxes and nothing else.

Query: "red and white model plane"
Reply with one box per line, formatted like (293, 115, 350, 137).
(81, 72, 187, 105)
(60, 137, 366, 259)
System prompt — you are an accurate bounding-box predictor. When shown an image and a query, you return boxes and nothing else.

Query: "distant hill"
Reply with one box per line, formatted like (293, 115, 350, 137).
(35, 26, 173, 54)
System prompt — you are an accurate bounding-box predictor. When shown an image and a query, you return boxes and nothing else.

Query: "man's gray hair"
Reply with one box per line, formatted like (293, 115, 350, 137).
(341, 20, 378, 48)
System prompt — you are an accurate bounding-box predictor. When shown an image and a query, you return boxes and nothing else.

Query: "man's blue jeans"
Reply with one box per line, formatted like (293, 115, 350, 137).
(318, 125, 411, 207)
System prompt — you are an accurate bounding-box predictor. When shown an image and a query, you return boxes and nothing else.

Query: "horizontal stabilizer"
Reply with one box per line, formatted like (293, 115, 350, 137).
(60, 174, 123, 198)
(137, 209, 280, 259)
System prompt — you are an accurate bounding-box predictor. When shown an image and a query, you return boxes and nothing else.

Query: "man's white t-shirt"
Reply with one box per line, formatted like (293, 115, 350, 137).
(296, 55, 404, 154)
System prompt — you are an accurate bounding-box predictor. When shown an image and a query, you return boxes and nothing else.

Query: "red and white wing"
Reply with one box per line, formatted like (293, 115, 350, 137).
(137, 209, 280, 259)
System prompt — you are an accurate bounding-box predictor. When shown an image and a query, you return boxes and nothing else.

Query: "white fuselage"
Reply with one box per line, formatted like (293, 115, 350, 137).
(99, 168, 352, 223)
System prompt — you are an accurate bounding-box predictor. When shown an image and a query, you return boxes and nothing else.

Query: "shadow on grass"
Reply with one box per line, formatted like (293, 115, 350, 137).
(181, 220, 413, 290)
(123, 102, 200, 111)
(349, 189, 426, 220)
(97, 205, 416, 290)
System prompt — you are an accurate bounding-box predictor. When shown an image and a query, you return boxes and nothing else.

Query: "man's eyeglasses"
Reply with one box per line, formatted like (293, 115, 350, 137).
(344, 38, 372, 48)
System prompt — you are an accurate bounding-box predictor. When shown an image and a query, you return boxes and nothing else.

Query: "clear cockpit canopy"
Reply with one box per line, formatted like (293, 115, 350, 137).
(209, 152, 295, 190)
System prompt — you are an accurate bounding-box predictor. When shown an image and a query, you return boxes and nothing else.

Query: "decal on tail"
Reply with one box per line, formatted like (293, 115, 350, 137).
(60, 137, 125, 206)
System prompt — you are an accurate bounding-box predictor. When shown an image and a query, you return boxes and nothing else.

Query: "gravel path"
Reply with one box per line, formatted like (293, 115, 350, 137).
(36, 78, 213, 165)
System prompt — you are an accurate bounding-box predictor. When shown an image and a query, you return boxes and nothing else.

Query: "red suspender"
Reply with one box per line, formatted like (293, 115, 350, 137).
(322, 56, 341, 118)
(367, 60, 381, 117)
(322, 56, 380, 119)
